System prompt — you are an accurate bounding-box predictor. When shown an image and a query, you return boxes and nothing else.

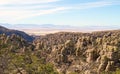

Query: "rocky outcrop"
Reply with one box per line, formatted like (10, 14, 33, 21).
(34, 30, 120, 74)
(1, 29, 120, 74)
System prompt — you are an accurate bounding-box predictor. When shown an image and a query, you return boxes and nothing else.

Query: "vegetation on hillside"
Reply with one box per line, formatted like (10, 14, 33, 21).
(34, 30, 120, 74)
(0, 34, 58, 74)
(0, 29, 120, 74)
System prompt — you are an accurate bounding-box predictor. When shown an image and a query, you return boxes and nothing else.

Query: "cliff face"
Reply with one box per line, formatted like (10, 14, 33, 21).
(34, 30, 120, 74)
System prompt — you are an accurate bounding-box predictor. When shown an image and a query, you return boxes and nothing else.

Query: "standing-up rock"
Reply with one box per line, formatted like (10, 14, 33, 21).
(105, 61, 115, 71)
(98, 55, 108, 72)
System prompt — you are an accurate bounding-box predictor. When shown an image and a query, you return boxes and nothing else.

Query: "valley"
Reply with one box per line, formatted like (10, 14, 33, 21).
(0, 25, 120, 74)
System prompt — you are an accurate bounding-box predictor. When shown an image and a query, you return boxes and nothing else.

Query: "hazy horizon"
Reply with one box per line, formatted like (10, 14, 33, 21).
(0, 0, 120, 35)
(0, 23, 120, 35)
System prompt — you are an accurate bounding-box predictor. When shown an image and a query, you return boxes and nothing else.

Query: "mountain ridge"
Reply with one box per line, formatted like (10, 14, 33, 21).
(0, 25, 34, 42)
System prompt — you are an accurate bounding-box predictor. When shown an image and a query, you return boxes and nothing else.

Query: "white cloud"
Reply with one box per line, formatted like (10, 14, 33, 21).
(0, 5, 54, 10)
(0, 0, 62, 22)
(0, 0, 59, 5)
(0, 7, 68, 22)
(16, 7, 68, 19)
(0, 0, 120, 23)
(70, 0, 120, 9)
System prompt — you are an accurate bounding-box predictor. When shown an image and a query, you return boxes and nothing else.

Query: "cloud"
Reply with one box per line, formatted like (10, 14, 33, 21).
(0, 0, 120, 23)
(0, 5, 54, 10)
(0, 0, 60, 5)
(0, 7, 68, 22)
(0, 0, 64, 22)
(16, 7, 68, 20)
(70, 0, 120, 10)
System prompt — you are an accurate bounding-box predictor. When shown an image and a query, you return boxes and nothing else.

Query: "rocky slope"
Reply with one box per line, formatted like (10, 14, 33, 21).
(0, 25, 34, 42)
(34, 30, 120, 74)
(0, 25, 120, 74)
(0, 34, 58, 74)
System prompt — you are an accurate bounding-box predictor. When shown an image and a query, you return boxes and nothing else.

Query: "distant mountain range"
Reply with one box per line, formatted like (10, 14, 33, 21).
(0, 23, 120, 35)
(0, 25, 34, 42)
(0, 23, 74, 29)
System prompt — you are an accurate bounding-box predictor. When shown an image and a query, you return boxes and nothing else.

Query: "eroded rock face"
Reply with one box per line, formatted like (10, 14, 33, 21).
(86, 49, 96, 63)
(4, 26, 120, 74)
(105, 61, 114, 71)
(98, 55, 108, 72)
(34, 30, 120, 74)
(40, 30, 120, 74)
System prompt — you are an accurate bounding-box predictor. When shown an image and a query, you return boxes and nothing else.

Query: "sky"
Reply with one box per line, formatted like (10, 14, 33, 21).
(0, 0, 120, 27)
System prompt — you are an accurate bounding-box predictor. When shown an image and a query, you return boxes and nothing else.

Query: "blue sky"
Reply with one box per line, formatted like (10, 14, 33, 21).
(0, 0, 120, 27)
